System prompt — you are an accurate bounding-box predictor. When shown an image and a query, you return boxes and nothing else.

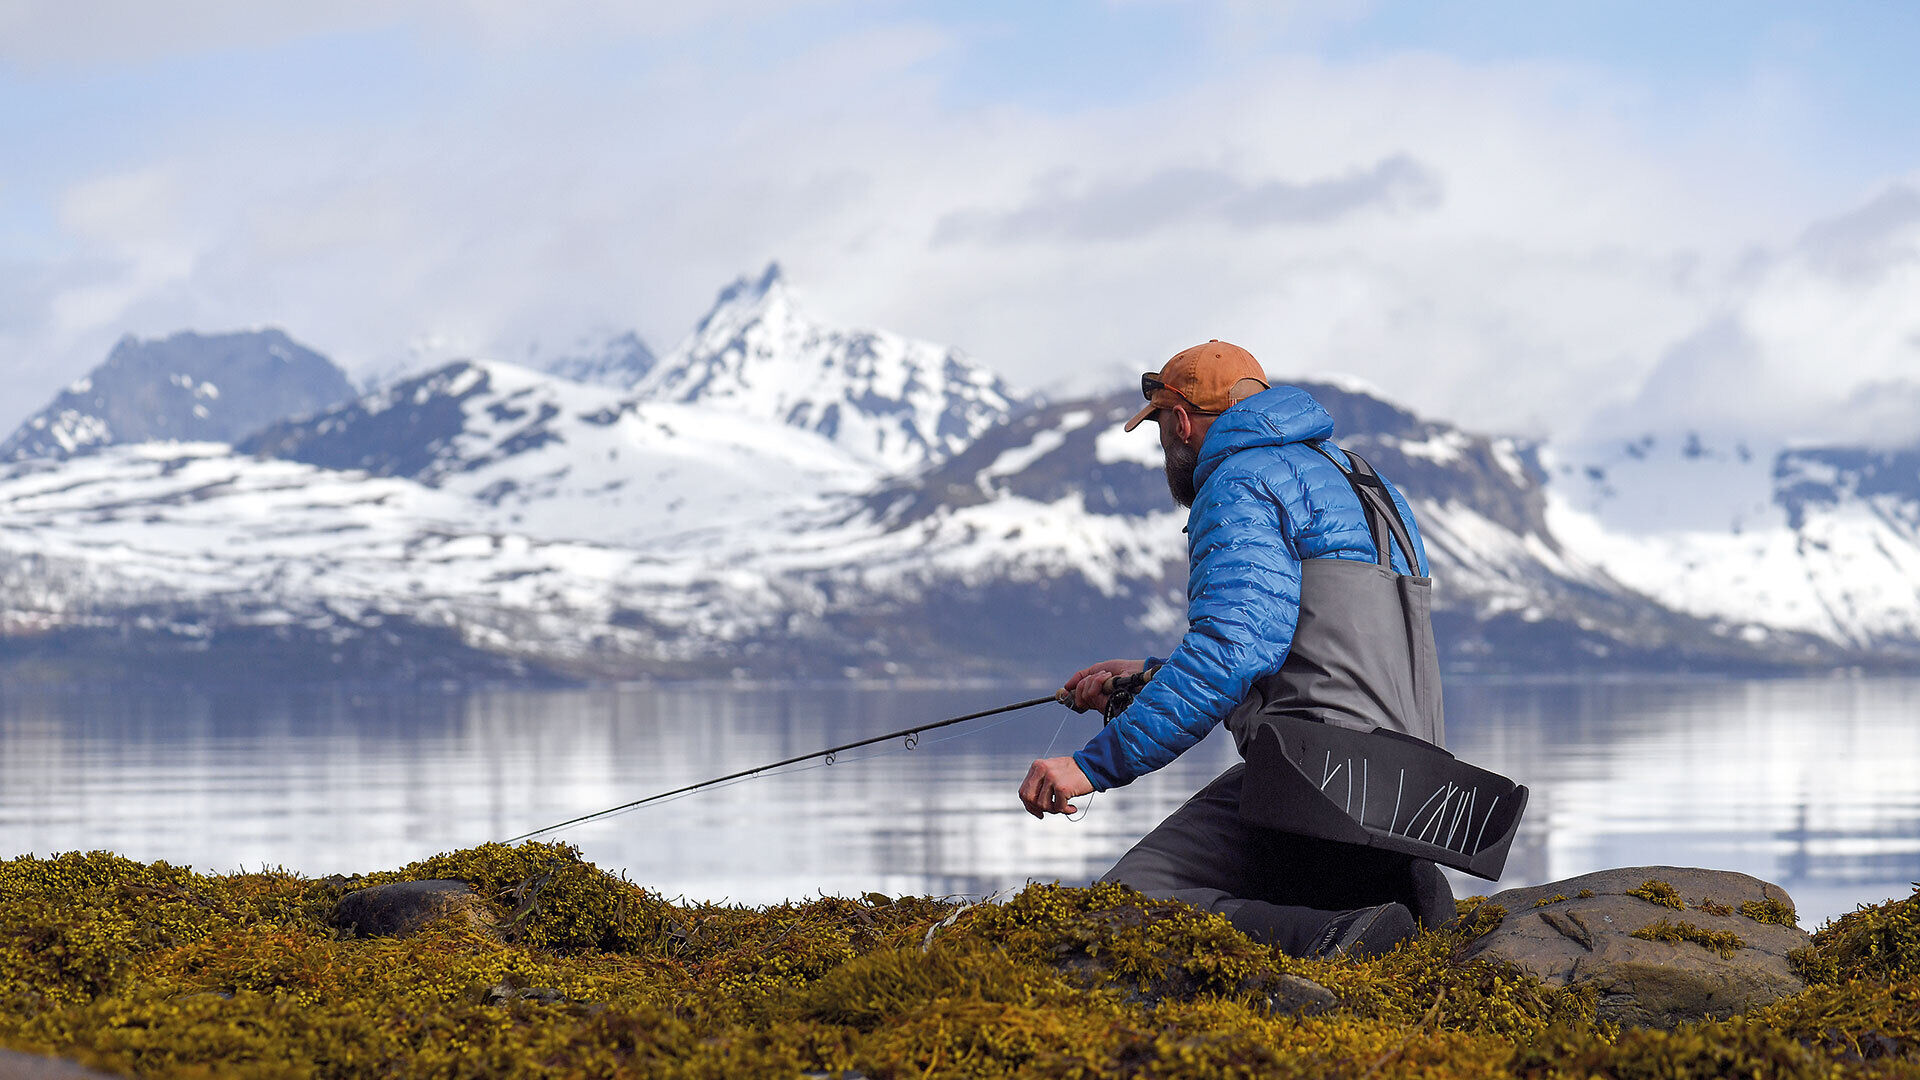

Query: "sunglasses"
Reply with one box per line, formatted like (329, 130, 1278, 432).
(1140, 372, 1221, 415)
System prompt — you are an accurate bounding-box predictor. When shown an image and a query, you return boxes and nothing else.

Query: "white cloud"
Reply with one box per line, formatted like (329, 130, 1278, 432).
(781, 51, 1762, 435)
(48, 167, 198, 335)
(2, 5, 1916, 453)
(1578, 182, 1920, 446)
(933, 155, 1442, 244)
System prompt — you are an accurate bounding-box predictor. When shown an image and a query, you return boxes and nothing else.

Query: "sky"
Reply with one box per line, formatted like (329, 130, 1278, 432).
(3, 0, 1918, 446)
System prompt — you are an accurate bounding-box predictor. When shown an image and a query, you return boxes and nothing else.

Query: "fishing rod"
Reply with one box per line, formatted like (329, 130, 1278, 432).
(503, 690, 1073, 844)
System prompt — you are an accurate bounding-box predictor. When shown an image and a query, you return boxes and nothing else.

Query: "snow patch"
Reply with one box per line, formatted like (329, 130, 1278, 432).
(1491, 438, 1530, 487)
(1396, 429, 1472, 466)
(980, 410, 1094, 481)
(984, 430, 1066, 480)
(51, 413, 111, 453)
(1095, 424, 1162, 466)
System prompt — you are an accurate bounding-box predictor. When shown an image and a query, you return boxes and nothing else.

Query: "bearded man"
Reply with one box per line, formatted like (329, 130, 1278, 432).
(1018, 340, 1454, 959)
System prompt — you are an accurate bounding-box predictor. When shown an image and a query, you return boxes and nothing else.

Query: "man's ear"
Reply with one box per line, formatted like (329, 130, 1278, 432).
(1170, 405, 1195, 444)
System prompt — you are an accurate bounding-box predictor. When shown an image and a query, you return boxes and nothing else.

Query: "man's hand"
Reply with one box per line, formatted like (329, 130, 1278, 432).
(1020, 756, 1094, 818)
(1060, 658, 1146, 714)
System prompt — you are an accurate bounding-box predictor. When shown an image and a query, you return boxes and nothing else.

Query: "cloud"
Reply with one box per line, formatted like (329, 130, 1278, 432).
(0, 0, 839, 67)
(49, 167, 197, 335)
(1833, 378, 1920, 448)
(1793, 183, 1920, 283)
(3, 5, 1915, 452)
(1577, 181, 1920, 447)
(933, 154, 1441, 244)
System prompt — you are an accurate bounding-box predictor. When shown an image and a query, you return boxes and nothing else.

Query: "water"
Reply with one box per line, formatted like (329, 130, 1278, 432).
(2, 677, 1916, 927)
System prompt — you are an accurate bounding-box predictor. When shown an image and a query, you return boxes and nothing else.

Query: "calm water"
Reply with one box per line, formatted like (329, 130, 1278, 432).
(2, 677, 1916, 927)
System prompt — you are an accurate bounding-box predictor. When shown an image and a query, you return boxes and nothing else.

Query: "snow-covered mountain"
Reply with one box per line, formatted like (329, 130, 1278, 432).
(0, 268, 1914, 682)
(636, 264, 1023, 473)
(0, 439, 754, 682)
(240, 358, 878, 549)
(0, 358, 889, 682)
(841, 385, 1842, 674)
(0, 329, 354, 462)
(1547, 432, 1920, 661)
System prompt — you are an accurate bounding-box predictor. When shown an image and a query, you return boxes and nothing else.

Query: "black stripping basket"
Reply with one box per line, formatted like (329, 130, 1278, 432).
(1239, 715, 1527, 881)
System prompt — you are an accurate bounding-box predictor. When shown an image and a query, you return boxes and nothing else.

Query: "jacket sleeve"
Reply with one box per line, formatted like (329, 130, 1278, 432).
(1074, 461, 1303, 789)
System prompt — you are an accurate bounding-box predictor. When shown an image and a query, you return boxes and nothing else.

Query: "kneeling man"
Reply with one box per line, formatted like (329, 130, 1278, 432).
(1020, 340, 1452, 958)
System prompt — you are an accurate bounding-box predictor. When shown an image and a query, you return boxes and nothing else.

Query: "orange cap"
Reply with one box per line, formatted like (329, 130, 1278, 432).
(1124, 340, 1270, 431)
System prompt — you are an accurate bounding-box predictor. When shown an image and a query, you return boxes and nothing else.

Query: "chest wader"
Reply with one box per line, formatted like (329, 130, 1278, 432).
(1224, 444, 1528, 880)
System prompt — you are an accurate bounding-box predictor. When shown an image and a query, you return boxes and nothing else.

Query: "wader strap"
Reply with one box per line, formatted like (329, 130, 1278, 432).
(1310, 442, 1420, 575)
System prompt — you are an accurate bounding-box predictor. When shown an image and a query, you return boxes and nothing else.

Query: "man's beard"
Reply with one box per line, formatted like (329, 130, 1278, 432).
(1164, 440, 1199, 508)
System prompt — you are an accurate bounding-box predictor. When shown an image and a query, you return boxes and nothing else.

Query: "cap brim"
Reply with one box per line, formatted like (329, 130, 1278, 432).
(1123, 402, 1158, 432)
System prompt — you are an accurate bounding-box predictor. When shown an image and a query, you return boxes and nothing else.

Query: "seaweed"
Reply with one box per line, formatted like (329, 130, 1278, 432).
(1752, 977, 1920, 1062)
(1739, 896, 1800, 928)
(2, 846, 1916, 1079)
(1795, 884, 1920, 984)
(1454, 898, 1507, 939)
(1625, 879, 1686, 910)
(1512, 1017, 1842, 1080)
(1631, 918, 1746, 958)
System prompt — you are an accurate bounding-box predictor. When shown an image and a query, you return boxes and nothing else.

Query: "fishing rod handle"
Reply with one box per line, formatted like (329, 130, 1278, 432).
(1053, 674, 1118, 711)
(1056, 671, 1150, 714)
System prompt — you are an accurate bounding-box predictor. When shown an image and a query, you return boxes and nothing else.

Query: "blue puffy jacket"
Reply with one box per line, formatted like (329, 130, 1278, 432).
(1072, 386, 1430, 790)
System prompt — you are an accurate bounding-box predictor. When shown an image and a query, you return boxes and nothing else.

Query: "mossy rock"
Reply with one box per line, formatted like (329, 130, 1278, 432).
(340, 841, 675, 952)
(328, 879, 496, 939)
(1462, 866, 1810, 1029)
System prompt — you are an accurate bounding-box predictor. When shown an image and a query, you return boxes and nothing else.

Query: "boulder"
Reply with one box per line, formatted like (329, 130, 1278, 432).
(1460, 866, 1809, 1029)
(329, 879, 495, 939)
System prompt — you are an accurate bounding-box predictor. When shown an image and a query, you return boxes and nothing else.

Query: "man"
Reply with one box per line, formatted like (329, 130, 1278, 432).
(1018, 340, 1452, 959)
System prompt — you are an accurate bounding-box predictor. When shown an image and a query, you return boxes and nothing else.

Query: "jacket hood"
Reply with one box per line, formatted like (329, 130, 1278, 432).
(1194, 386, 1336, 489)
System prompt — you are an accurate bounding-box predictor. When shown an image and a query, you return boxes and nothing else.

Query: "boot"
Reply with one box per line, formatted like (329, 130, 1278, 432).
(1306, 902, 1416, 959)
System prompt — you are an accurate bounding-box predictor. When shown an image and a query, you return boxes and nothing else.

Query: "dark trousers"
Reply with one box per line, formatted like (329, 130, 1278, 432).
(1099, 763, 1451, 955)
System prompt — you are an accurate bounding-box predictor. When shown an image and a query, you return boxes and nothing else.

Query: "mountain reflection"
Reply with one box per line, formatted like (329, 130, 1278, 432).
(2, 678, 1915, 926)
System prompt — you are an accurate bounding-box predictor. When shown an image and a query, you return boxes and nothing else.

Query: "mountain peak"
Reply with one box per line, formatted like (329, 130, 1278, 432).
(698, 262, 789, 332)
(641, 265, 1025, 473)
(1, 328, 354, 462)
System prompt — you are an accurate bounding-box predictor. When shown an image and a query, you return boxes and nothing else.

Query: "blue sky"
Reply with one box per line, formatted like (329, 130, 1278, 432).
(2, 1, 1917, 442)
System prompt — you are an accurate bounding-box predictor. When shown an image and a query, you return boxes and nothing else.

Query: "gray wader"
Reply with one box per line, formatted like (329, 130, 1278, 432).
(1099, 444, 1454, 954)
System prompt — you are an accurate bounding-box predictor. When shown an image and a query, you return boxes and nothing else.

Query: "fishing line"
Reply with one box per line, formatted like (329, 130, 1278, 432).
(1041, 708, 1075, 758)
(1041, 705, 1096, 822)
(504, 692, 1061, 843)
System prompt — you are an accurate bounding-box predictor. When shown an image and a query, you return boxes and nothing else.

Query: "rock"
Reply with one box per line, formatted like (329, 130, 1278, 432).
(329, 879, 495, 939)
(0, 1049, 124, 1079)
(1460, 866, 1810, 1029)
(1257, 972, 1340, 1016)
(479, 982, 567, 1006)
